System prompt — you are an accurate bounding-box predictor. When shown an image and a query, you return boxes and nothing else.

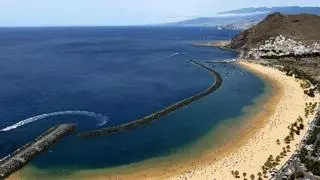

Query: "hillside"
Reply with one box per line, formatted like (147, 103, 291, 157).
(231, 13, 320, 50)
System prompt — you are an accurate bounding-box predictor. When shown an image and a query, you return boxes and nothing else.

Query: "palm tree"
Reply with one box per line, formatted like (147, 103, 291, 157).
(235, 170, 240, 178)
(250, 174, 255, 180)
(268, 155, 274, 163)
(289, 132, 294, 140)
(284, 136, 291, 144)
(297, 116, 303, 123)
(299, 123, 304, 130)
(276, 139, 281, 145)
(257, 172, 263, 180)
(243, 172, 247, 179)
(280, 152, 285, 158)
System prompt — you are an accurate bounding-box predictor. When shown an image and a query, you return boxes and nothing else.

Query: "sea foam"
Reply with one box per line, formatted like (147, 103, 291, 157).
(0, 111, 109, 132)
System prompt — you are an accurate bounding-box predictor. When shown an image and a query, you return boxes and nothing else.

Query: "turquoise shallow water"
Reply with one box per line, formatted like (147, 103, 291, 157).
(0, 27, 265, 177)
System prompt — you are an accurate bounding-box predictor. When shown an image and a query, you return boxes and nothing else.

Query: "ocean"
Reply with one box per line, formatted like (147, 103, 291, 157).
(0, 27, 265, 177)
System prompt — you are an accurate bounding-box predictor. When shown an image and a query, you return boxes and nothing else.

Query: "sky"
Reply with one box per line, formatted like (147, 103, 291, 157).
(0, 0, 319, 26)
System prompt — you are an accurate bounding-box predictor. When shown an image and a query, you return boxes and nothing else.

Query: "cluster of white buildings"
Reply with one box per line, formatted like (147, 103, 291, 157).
(216, 20, 259, 31)
(246, 35, 320, 59)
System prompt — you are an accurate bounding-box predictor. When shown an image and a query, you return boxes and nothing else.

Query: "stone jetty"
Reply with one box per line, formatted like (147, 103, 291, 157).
(78, 60, 222, 138)
(0, 124, 77, 179)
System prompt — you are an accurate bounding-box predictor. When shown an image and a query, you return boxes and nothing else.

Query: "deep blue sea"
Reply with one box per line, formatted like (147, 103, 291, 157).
(0, 27, 265, 174)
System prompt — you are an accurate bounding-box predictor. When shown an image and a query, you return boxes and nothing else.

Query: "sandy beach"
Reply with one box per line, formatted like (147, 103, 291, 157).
(9, 60, 318, 180)
(171, 60, 319, 180)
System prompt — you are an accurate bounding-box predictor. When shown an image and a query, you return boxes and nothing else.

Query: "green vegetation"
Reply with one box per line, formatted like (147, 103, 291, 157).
(299, 147, 320, 176)
(231, 170, 240, 178)
(306, 128, 320, 145)
(292, 171, 305, 179)
(281, 66, 319, 97)
(243, 172, 247, 179)
(305, 102, 318, 117)
(300, 80, 311, 89)
(262, 109, 311, 178)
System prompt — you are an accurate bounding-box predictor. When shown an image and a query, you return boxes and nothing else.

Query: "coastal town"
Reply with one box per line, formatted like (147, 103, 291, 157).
(246, 35, 320, 59)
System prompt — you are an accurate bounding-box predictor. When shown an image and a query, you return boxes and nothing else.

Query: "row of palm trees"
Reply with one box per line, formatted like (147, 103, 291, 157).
(261, 145, 290, 176)
(305, 102, 318, 117)
(231, 170, 264, 180)
(229, 87, 317, 179)
(258, 115, 307, 178)
(284, 116, 305, 144)
(230, 114, 307, 179)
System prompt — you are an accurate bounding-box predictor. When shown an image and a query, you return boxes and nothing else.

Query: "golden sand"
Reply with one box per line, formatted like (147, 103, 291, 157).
(171, 61, 318, 180)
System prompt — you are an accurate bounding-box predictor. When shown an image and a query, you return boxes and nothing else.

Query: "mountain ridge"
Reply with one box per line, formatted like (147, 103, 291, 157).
(230, 12, 320, 50)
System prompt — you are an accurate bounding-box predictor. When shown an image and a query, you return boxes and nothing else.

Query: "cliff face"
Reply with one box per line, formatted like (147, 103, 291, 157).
(231, 12, 320, 50)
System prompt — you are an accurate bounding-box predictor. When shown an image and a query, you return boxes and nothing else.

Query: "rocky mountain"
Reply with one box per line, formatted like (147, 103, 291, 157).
(231, 13, 320, 51)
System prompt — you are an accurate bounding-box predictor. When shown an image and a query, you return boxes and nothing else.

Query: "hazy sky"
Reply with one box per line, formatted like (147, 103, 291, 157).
(0, 0, 319, 26)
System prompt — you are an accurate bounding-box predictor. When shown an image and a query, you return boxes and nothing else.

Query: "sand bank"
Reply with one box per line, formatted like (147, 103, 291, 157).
(10, 60, 318, 180)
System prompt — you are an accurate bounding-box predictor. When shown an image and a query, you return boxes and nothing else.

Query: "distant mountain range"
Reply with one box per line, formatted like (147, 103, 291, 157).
(219, 6, 320, 15)
(165, 6, 320, 30)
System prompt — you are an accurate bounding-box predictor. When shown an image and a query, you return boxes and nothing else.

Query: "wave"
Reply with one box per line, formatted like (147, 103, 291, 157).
(165, 52, 179, 59)
(0, 111, 109, 132)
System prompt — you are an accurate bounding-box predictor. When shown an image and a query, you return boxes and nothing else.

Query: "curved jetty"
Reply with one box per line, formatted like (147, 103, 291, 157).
(0, 124, 77, 179)
(78, 60, 222, 138)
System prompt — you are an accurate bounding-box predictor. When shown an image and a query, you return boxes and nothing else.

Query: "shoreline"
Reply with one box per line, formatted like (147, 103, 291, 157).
(11, 60, 317, 180)
(170, 61, 318, 179)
